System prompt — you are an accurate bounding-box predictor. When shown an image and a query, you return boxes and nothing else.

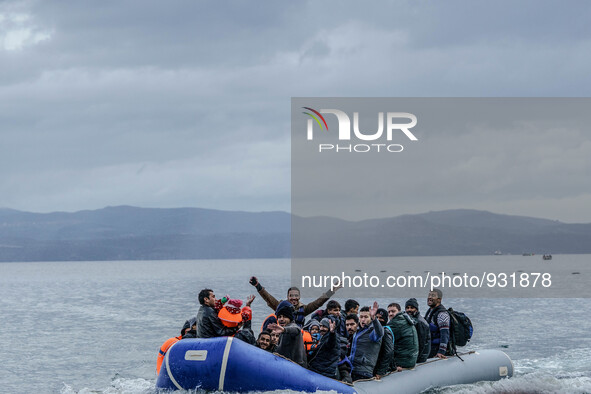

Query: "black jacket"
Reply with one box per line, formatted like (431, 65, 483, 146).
(409, 312, 431, 363)
(234, 320, 256, 345)
(308, 331, 340, 379)
(275, 322, 307, 368)
(196, 305, 237, 338)
(374, 325, 394, 376)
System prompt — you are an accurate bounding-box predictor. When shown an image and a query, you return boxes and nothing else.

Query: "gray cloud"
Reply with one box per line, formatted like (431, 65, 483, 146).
(1, 1, 590, 221)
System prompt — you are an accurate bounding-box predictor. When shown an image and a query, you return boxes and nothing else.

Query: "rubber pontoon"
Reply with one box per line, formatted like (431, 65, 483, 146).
(156, 337, 513, 393)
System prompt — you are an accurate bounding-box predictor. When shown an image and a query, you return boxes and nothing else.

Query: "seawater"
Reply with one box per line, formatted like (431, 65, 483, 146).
(1, 257, 591, 394)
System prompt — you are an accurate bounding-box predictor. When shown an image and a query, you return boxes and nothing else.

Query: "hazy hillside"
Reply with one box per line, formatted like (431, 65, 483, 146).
(1, 207, 590, 262)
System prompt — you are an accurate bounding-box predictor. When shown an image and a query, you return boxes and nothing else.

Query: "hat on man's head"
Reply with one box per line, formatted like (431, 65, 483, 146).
(320, 318, 331, 329)
(405, 298, 419, 310)
(376, 308, 388, 322)
(275, 300, 294, 321)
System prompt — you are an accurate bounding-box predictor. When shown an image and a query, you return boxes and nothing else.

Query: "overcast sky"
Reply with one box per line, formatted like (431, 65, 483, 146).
(1, 1, 590, 222)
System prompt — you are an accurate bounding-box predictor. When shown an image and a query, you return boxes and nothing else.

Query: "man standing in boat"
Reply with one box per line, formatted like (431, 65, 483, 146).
(249, 276, 340, 327)
(424, 288, 451, 359)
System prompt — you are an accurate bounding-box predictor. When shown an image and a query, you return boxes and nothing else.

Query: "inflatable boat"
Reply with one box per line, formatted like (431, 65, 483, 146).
(156, 337, 513, 393)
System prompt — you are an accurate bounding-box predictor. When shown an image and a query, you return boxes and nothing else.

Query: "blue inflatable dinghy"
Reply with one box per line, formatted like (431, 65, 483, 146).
(156, 337, 513, 393)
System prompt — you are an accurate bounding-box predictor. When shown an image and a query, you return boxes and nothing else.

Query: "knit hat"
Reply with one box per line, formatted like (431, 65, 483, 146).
(219, 299, 244, 327)
(241, 306, 252, 322)
(376, 308, 388, 322)
(275, 300, 294, 321)
(308, 320, 320, 330)
(320, 318, 331, 329)
(405, 298, 419, 310)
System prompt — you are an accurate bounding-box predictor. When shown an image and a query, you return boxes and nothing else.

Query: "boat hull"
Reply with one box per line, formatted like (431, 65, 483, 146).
(156, 337, 513, 393)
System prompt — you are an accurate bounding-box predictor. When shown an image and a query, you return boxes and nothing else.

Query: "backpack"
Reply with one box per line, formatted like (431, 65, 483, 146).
(447, 308, 473, 347)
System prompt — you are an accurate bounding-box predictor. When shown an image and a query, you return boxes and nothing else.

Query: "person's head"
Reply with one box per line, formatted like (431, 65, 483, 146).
(198, 289, 215, 307)
(405, 298, 420, 316)
(388, 302, 401, 320)
(181, 317, 197, 336)
(326, 300, 341, 317)
(269, 330, 280, 345)
(375, 308, 388, 325)
(345, 314, 359, 336)
(308, 321, 320, 335)
(427, 288, 443, 308)
(257, 331, 272, 350)
(358, 306, 373, 328)
(275, 300, 294, 326)
(345, 299, 360, 315)
(319, 318, 331, 335)
(287, 287, 301, 307)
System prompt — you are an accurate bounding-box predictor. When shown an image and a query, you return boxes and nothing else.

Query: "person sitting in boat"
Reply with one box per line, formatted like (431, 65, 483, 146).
(310, 300, 347, 338)
(269, 330, 280, 350)
(304, 320, 321, 354)
(307, 317, 341, 380)
(387, 302, 418, 370)
(373, 308, 395, 378)
(256, 330, 273, 352)
(196, 289, 241, 339)
(344, 299, 360, 316)
(218, 296, 257, 345)
(249, 276, 340, 327)
(156, 318, 197, 375)
(405, 297, 431, 363)
(424, 288, 450, 359)
(267, 300, 308, 367)
(179, 317, 197, 339)
(346, 302, 384, 381)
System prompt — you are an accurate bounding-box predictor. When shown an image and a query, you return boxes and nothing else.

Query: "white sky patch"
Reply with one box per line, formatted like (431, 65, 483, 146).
(0, 10, 51, 51)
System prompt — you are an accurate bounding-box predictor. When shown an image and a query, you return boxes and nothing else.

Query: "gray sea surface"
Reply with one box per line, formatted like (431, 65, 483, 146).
(1, 257, 591, 393)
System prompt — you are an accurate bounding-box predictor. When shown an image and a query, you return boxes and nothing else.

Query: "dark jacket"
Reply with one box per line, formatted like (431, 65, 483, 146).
(349, 318, 384, 379)
(387, 312, 418, 368)
(374, 325, 395, 376)
(234, 320, 256, 345)
(308, 331, 340, 379)
(409, 311, 431, 363)
(257, 287, 336, 327)
(196, 305, 237, 339)
(275, 322, 307, 368)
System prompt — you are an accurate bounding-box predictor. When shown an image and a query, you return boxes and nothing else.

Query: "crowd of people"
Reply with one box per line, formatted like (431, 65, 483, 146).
(157, 277, 455, 383)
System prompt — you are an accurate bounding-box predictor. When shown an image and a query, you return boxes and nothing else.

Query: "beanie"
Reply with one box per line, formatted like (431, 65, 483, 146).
(405, 298, 419, 310)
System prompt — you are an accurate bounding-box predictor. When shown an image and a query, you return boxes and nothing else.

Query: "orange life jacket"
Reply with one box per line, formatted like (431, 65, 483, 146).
(302, 330, 315, 351)
(156, 335, 182, 375)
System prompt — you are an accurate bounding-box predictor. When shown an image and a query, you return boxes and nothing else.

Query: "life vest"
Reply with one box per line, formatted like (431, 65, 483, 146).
(302, 330, 315, 352)
(156, 335, 182, 375)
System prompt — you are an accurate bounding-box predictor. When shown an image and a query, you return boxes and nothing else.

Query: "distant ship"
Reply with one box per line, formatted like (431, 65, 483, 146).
(542, 254, 552, 260)
(522, 253, 535, 256)
(493, 250, 502, 255)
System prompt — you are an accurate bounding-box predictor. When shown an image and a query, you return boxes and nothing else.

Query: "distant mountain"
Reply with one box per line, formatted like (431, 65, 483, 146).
(293, 209, 591, 257)
(1, 207, 590, 262)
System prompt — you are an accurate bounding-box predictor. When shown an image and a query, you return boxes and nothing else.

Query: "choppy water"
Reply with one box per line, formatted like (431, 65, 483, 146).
(1, 257, 591, 394)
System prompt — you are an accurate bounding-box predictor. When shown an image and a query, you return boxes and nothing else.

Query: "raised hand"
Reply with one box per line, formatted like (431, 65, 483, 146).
(245, 294, 256, 307)
(267, 323, 285, 333)
(329, 319, 336, 332)
(370, 301, 379, 320)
